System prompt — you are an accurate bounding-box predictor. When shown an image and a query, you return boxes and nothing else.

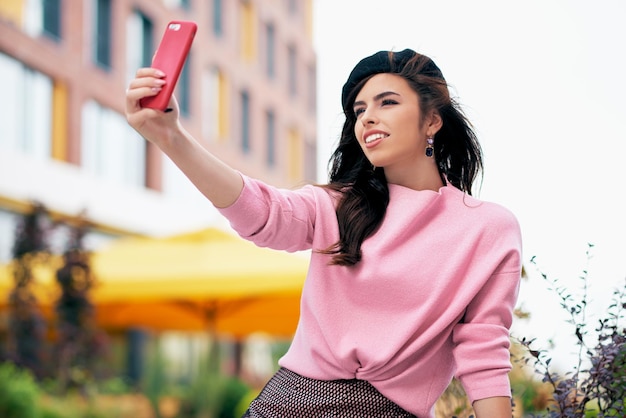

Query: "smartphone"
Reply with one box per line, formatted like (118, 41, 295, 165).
(140, 20, 197, 111)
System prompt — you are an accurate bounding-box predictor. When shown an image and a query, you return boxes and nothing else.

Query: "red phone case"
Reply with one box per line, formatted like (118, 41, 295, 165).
(140, 21, 197, 111)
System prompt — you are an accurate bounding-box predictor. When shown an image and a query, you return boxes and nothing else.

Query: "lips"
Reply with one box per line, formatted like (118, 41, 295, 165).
(363, 131, 389, 148)
(365, 133, 388, 143)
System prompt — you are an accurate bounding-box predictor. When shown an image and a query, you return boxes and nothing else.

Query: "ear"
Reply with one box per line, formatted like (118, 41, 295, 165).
(426, 111, 443, 137)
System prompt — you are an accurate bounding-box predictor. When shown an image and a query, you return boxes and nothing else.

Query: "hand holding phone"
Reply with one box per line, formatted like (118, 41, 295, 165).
(140, 21, 197, 111)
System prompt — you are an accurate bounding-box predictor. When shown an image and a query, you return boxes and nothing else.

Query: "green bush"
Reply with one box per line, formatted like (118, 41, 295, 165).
(235, 390, 258, 417)
(98, 377, 131, 395)
(0, 362, 41, 418)
(216, 377, 250, 418)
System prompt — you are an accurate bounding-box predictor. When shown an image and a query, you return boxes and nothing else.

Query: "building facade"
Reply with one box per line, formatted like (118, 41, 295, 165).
(0, 0, 318, 259)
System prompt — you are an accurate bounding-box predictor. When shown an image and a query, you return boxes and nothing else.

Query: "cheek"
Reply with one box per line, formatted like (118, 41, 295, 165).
(354, 123, 363, 140)
(353, 125, 368, 152)
(404, 116, 423, 138)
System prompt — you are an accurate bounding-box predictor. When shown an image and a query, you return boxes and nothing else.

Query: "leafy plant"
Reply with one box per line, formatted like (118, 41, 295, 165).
(0, 362, 41, 418)
(7, 203, 51, 378)
(142, 340, 170, 418)
(215, 376, 250, 418)
(516, 244, 626, 417)
(54, 219, 108, 394)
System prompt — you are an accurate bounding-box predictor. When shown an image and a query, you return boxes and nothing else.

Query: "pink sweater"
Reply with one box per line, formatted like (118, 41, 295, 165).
(219, 174, 522, 417)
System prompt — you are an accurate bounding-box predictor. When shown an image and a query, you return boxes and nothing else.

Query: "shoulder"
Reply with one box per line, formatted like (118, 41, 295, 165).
(445, 185, 519, 227)
(442, 186, 522, 251)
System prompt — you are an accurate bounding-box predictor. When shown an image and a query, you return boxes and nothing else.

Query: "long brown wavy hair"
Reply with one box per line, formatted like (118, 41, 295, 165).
(320, 51, 483, 266)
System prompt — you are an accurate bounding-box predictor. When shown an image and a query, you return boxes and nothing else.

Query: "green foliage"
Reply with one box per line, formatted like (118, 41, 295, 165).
(97, 377, 131, 395)
(37, 399, 81, 418)
(235, 390, 259, 417)
(0, 362, 41, 418)
(215, 377, 250, 418)
(175, 357, 251, 418)
(38, 393, 139, 418)
(176, 365, 219, 417)
(142, 341, 170, 418)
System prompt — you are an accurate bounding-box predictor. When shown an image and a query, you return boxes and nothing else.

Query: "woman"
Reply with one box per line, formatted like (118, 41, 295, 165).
(126, 49, 522, 418)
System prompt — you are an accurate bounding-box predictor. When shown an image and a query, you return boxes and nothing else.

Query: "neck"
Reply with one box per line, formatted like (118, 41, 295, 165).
(384, 161, 444, 191)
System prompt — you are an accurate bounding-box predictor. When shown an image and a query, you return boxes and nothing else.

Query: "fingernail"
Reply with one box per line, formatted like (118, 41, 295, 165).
(155, 79, 166, 85)
(155, 70, 165, 77)
(151, 87, 162, 92)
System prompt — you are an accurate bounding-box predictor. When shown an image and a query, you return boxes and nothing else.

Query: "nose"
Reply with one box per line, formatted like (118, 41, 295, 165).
(360, 107, 378, 125)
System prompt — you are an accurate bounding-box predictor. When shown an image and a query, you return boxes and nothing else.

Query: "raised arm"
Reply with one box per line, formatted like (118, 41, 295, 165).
(125, 68, 243, 208)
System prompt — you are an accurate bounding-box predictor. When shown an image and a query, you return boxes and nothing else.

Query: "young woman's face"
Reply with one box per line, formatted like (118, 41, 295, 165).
(353, 73, 435, 176)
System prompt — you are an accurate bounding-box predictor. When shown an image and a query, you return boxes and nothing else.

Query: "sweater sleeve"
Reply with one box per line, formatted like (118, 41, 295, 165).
(451, 208, 523, 403)
(217, 174, 320, 252)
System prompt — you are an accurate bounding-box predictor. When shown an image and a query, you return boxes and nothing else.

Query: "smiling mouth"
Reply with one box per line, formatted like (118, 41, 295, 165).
(365, 133, 388, 144)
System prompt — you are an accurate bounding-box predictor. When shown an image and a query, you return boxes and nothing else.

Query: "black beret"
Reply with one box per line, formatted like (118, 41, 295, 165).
(341, 48, 445, 109)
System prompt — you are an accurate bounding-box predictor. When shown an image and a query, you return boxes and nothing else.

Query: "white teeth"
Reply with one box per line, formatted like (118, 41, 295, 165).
(365, 133, 388, 143)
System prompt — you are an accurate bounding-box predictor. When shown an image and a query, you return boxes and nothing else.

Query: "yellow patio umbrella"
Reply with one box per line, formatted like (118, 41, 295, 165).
(91, 228, 308, 303)
(89, 227, 308, 337)
(1, 228, 309, 337)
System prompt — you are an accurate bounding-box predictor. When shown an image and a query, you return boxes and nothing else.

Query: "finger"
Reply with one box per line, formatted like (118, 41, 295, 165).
(135, 67, 165, 78)
(127, 76, 166, 92)
(126, 75, 166, 111)
(126, 86, 162, 112)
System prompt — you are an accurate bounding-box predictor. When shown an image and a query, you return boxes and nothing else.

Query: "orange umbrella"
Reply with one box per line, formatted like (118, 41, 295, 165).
(1, 228, 309, 337)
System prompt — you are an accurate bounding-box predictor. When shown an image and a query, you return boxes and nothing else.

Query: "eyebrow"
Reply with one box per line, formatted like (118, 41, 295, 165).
(353, 91, 400, 108)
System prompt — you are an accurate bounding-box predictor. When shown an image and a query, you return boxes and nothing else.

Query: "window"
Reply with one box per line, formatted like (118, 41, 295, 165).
(240, 1, 254, 61)
(81, 100, 146, 187)
(23, 0, 62, 40)
(125, 12, 153, 83)
(51, 81, 69, 161)
(93, 0, 112, 69)
(202, 67, 229, 142)
(0, 53, 52, 160)
(240, 91, 250, 153)
(203, 68, 219, 141)
(43, 0, 62, 39)
(0, 2, 22, 27)
(212, 0, 223, 37)
(265, 23, 275, 79)
(266, 110, 275, 167)
(178, 54, 191, 117)
(288, 45, 297, 97)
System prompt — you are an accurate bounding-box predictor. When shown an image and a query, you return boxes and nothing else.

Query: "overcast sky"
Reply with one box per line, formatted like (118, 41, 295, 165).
(312, 0, 626, 370)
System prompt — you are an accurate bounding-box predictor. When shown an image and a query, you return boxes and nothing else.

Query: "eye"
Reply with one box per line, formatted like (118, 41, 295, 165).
(381, 98, 398, 106)
(354, 107, 365, 118)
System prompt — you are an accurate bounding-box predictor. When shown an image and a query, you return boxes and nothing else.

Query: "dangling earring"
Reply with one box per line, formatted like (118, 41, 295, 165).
(425, 137, 434, 157)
